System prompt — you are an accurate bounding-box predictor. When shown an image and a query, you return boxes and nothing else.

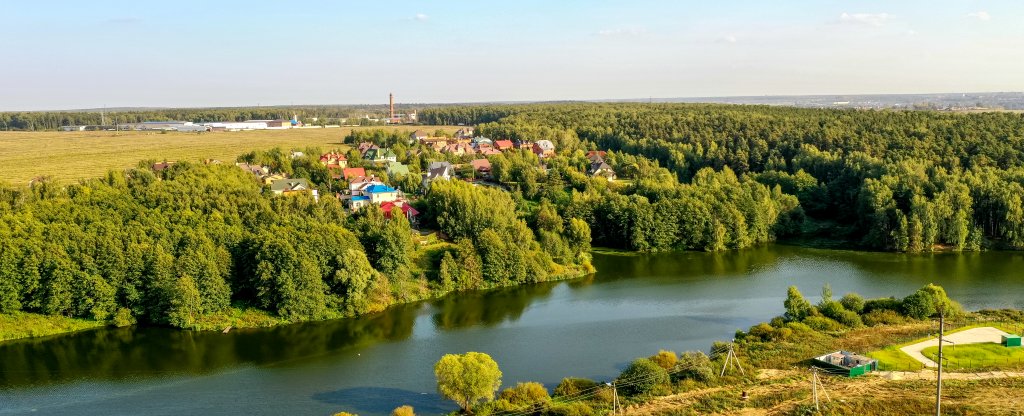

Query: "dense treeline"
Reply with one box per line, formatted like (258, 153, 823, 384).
(421, 103, 1024, 251)
(0, 157, 588, 328)
(0, 104, 423, 130)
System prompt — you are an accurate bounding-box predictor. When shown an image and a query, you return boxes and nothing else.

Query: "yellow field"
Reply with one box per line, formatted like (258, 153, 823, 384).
(0, 126, 452, 185)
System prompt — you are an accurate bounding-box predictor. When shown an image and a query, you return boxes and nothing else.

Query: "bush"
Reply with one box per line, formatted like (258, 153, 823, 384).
(862, 309, 907, 326)
(835, 309, 863, 328)
(901, 291, 936, 320)
(498, 382, 549, 408)
(553, 378, 598, 398)
(547, 402, 593, 416)
(863, 297, 903, 314)
(390, 406, 415, 416)
(840, 293, 865, 313)
(617, 358, 669, 396)
(748, 322, 775, 341)
(674, 351, 715, 382)
(803, 316, 844, 332)
(817, 300, 846, 321)
(112, 307, 135, 327)
(784, 321, 815, 336)
(649, 350, 678, 370)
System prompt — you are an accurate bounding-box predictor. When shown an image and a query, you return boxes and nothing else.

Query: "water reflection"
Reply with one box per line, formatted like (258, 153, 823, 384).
(430, 282, 559, 330)
(0, 303, 419, 387)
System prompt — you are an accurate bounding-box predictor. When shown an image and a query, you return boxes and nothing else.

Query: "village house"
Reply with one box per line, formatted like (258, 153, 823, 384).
(387, 161, 410, 178)
(588, 160, 616, 181)
(454, 127, 475, 140)
(270, 178, 319, 202)
(349, 195, 371, 211)
(478, 147, 502, 156)
(471, 136, 493, 148)
(442, 142, 475, 157)
(236, 162, 269, 177)
(532, 140, 556, 158)
(364, 184, 400, 204)
(422, 161, 454, 189)
(515, 140, 533, 151)
(494, 140, 514, 151)
(343, 167, 366, 181)
(364, 148, 397, 164)
(319, 152, 348, 168)
(470, 158, 492, 177)
(380, 200, 420, 221)
(349, 175, 386, 196)
(586, 150, 607, 162)
(409, 130, 430, 143)
(151, 161, 175, 172)
(357, 142, 379, 157)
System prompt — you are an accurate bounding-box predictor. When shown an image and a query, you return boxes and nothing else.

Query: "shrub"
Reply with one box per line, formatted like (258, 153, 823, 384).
(390, 406, 415, 416)
(817, 300, 846, 321)
(748, 322, 775, 341)
(901, 291, 936, 320)
(617, 358, 669, 396)
(547, 402, 593, 416)
(863, 309, 907, 326)
(840, 293, 865, 313)
(784, 321, 815, 336)
(553, 378, 598, 398)
(863, 297, 902, 314)
(497, 382, 549, 408)
(674, 351, 715, 382)
(649, 350, 678, 371)
(835, 309, 863, 328)
(803, 316, 844, 332)
(112, 307, 135, 327)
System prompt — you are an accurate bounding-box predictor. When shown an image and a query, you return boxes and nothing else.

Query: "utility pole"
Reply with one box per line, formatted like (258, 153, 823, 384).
(936, 311, 945, 416)
(608, 381, 620, 415)
(720, 342, 745, 377)
(811, 367, 831, 412)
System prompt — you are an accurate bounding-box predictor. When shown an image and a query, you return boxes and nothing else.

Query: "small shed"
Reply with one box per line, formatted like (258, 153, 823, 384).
(812, 351, 878, 377)
(1003, 334, 1022, 347)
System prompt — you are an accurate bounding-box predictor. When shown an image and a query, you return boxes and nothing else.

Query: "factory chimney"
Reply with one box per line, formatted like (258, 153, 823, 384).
(389, 93, 395, 119)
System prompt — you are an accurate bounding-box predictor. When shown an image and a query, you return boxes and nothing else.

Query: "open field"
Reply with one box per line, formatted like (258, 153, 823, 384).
(0, 126, 455, 185)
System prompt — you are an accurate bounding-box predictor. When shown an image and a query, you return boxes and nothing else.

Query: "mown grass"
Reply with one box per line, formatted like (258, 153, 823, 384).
(921, 343, 1024, 371)
(865, 320, 1024, 371)
(0, 312, 105, 341)
(0, 126, 455, 185)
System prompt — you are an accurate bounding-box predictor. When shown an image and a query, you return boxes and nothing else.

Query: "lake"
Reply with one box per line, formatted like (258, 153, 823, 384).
(2, 245, 1023, 415)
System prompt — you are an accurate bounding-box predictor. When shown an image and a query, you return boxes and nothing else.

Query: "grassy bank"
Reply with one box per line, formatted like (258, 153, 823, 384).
(0, 312, 106, 342)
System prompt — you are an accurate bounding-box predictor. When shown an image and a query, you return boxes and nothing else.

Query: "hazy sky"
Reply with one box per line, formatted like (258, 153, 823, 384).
(2, 0, 1022, 110)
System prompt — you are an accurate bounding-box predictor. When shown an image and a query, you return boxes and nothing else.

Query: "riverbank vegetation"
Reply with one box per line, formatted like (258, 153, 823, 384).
(421, 103, 1024, 252)
(405, 284, 1022, 415)
(0, 153, 590, 337)
(0, 312, 105, 342)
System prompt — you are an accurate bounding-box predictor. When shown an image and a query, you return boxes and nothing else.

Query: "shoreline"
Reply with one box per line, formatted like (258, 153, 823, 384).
(0, 267, 591, 345)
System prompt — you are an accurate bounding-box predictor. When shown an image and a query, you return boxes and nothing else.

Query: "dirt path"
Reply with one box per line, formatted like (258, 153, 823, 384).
(898, 326, 1010, 367)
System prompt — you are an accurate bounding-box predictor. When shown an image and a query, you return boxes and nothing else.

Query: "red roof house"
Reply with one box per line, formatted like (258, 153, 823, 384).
(343, 167, 366, 180)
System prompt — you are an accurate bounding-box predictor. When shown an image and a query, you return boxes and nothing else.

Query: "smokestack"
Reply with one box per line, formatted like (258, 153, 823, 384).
(389, 93, 395, 119)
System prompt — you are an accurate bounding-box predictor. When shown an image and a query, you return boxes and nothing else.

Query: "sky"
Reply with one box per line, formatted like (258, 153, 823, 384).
(1, 0, 1023, 111)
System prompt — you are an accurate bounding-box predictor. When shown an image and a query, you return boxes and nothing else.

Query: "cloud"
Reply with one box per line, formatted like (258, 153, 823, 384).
(596, 28, 646, 37)
(839, 12, 893, 26)
(720, 35, 738, 44)
(414, 13, 429, 22)
(966, 11, 991, 21)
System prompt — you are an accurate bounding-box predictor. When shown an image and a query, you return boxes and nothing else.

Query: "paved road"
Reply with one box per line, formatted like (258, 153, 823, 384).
(899, 326, 1011, 367)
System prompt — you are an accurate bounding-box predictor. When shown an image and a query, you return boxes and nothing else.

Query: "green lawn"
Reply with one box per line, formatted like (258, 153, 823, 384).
(921, 343, 1024, 371)
(865, 323, 1023, 371)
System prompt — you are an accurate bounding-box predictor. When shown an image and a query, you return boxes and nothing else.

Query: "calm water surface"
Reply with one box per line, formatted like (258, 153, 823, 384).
(1, 246, 1023, 415)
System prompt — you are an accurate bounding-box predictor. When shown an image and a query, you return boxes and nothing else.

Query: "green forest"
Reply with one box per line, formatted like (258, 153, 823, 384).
(0, 157, 590, 330)
(422, 103, 1024, 251)
(4, 102, 1024, 333)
